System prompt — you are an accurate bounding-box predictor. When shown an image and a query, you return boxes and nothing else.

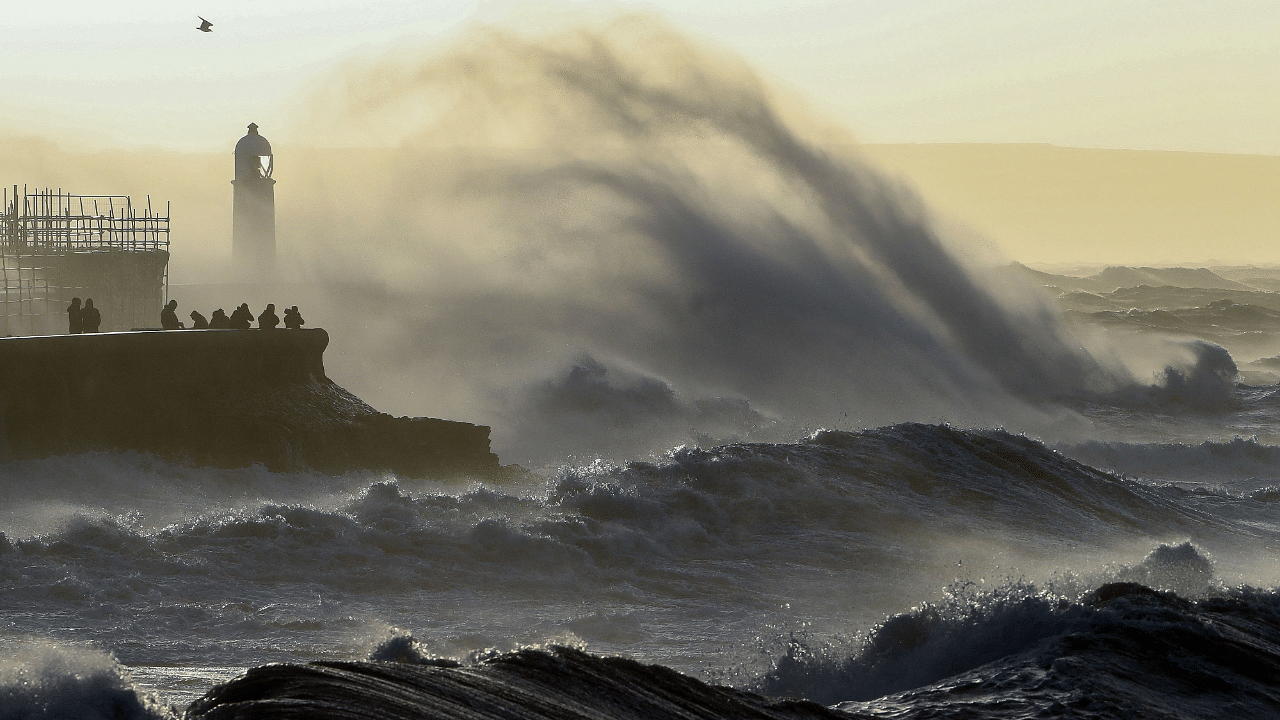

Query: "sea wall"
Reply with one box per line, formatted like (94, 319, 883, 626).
(0, 328, 502, 477)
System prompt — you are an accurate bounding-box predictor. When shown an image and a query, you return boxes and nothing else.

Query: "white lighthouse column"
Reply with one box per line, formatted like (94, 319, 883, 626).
(232, 123, 276, 270)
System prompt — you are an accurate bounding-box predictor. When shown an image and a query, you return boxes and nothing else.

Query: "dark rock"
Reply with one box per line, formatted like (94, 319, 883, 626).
(186, 646, 850, 720)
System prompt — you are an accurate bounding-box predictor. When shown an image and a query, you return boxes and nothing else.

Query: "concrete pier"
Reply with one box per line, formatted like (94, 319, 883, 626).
(0, 328, 501, 477)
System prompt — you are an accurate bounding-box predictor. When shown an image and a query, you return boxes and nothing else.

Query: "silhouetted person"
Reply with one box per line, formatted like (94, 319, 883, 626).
(161, 300, 183, 330)
(258, 303, 279, 330)
(82, 298, 101, 333)
(190, 310, 209, 329)
(209, 309, 231, 329)
(283, 305, 304, 330)
(229, 303, 253, 330)
(66, 297, 82, 334)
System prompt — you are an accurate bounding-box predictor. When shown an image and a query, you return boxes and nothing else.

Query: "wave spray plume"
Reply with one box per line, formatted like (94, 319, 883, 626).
(288, 17, 1185, 459)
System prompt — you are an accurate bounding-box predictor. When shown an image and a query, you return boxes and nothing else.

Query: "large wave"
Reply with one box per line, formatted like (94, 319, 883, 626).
(274, 17, 1173, 461)
(1059, 433, 1280, 489)
(760, 543, 1218, 703)
(758, 575, 1280, 719)
(177, 576, 1280, 719)
(2, 424, 1272, 679)
(0, 643, 169, 720)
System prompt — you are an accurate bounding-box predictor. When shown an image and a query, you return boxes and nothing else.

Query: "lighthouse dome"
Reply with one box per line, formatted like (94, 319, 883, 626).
(235, 123, 272, 156)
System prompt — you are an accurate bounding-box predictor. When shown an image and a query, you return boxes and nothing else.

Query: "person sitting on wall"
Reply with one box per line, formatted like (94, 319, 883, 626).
(209, 309, 231, 329)
(283, 305, 304, 330)
(189, 310, 209, 329)
(66, 297, 83, 335)
(258, 303, 280, 330)
(81, 298, 101, 333)
(161, 300, 184, 330)
(229, 303, 253, 330)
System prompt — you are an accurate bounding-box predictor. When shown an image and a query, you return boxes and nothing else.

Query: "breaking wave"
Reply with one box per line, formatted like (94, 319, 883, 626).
(0, 643, 169, 720)
(286, 16, 1157, 459)
(3, 423, 1280, 715)
(760, 542, 1219, 704)
(178, 572, 1280, 720)
(274, 18, 1253, 463)
(0, 424, 1268, 676)
(1059, 434, 1280, 488)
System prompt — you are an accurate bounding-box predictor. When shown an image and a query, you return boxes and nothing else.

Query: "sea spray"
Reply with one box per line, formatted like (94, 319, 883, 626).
(760, 542, 1218, 705)
(0, 643, 171, 720)
(0, 425, 1256, 682)
(280, 16, 1136, 458)
(181, 574, 1280, 720)
(0, 423, 1278, 712)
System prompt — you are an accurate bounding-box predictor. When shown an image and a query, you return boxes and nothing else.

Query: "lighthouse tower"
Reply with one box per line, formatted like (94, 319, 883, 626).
(232, 123, 275, 267)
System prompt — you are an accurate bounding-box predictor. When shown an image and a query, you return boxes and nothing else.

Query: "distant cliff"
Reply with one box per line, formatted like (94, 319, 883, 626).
(0, 328, 502, 477)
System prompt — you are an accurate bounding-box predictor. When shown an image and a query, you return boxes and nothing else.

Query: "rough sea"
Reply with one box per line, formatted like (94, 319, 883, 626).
(7, 387, 1280, 718)
(7, 18, 1280, 720)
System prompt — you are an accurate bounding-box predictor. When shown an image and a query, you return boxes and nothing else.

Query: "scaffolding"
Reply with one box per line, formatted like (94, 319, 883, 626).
(0, 186, 171, 336)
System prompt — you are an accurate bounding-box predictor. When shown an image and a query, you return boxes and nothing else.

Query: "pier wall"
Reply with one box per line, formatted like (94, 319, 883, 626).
(0, 328, 501, 476)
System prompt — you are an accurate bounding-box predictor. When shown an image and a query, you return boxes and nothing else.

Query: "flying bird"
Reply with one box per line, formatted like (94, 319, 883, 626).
(197, 16, 213, 33)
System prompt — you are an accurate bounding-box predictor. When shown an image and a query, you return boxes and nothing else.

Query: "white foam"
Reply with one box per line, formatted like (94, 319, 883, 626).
(0, 641, 171, 719)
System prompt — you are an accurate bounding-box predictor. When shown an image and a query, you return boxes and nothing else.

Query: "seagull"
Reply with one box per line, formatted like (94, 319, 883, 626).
(197, 16, 213, 33)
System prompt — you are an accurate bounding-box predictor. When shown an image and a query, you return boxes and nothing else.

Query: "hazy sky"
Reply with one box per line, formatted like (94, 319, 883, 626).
(2, 0, 1276, 154)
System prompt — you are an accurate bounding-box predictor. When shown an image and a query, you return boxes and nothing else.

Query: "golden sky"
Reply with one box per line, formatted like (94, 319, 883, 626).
(861, 144, 1280, 266)
(2, 0, 1276, 154)
(1, 1, 1277, 265)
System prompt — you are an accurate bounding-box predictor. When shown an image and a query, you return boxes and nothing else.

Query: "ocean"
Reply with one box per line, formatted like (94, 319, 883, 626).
(5, 410, 1280, 718)
(6, 19, 1280, 720)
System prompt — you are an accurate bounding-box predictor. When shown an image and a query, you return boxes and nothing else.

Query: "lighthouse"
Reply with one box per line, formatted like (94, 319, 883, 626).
(232, 123, 275, 267)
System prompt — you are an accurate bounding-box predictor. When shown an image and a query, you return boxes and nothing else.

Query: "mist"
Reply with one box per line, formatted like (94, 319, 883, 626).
(0, 17, 1221, 464)
(242, 16, 1148, 462)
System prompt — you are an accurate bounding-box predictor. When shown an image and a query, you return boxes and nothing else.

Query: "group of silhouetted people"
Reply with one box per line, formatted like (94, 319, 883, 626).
(160, 300, 304, 331)
(66, 298, 101, 334)
(64, 298, 306, 334)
